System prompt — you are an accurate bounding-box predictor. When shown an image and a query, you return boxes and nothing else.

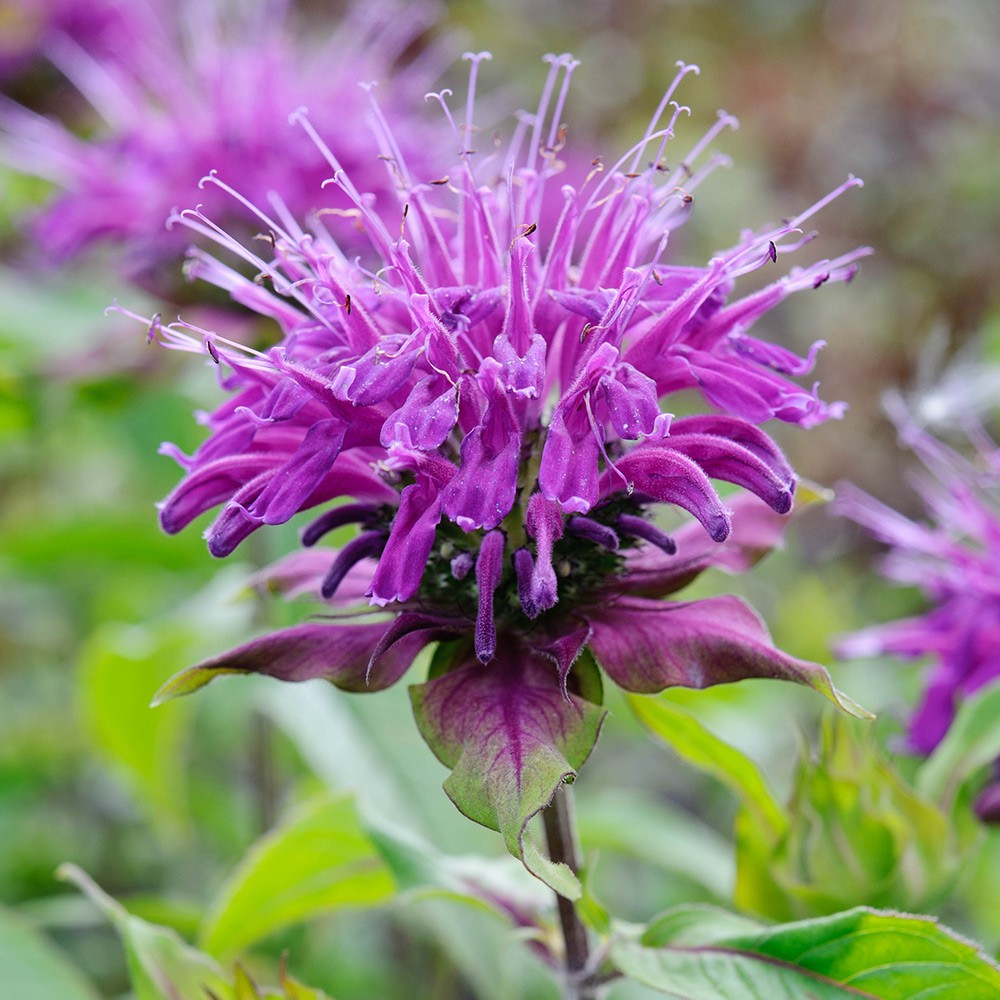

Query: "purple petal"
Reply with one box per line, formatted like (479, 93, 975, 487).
(245, 418, 347, 525)
(567, 516, 619, 550)
(513, 547, 540, 619)
(525, 493, 565, 612)
(669, 414, 795, 484)
(301, 502, 381, 547)
(596, 362, 662, 440)
(336, 339, 421, 406)
(441, 371, 521, 531)
(474, 530, 506, 663)
(532, 624, 593, 697)
(451, 551, 474, 580)
(610, 449, 732, 542)
(613, 494, 792, 598)
(663, 432, 794, 514)
(616, 513, 676, 555)
(367, 611, 469, 675)
(587, 595, 869, 715)
(380, 375, 459, 450)
(248, 550, 377, 603)
(321, 530, 388, 599)
(368, 476, 442, 605)
(538, 398, 601, 514)
(159, 452, 278, 535)
(494, 333, 547, 399)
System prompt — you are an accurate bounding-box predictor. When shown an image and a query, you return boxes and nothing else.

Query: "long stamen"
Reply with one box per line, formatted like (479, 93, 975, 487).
(628, 60, 700, 174)
(462, 51, 493, 156)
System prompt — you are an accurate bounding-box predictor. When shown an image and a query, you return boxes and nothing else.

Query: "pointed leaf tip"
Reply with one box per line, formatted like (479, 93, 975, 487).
(151, 665, 234, 706)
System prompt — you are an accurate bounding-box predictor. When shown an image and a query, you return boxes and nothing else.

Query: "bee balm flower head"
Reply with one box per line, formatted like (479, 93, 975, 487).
(145, 53, 871, 891)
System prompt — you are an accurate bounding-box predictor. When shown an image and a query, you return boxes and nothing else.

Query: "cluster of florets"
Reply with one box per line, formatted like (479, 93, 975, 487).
(0, 0, 444, 290)
(141, 54, 868, 669)
(837, 395, 1000, 766)
(112, 51, 876, 884)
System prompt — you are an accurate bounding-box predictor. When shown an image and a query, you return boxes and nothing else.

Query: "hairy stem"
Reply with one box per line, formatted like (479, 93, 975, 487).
(542, 784, 597, 1000)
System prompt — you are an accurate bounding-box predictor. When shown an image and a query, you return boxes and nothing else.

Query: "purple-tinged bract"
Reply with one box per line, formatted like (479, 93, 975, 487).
(148, 54, 870, 891)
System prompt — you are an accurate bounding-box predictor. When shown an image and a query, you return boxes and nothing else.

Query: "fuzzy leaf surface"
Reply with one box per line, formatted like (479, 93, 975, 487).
(612, 905, 1000, 999)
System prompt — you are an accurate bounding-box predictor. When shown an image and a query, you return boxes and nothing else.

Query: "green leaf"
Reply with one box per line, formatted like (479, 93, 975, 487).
(735, 715, 957, 921)
(0, 905, 101, 1000)
(261, 682, 557, 1000)
(365, 817, 548, 917)
(640, 904, 764, 948)
(625, 693, 787, 837)
(917, 680, 1000, 808)
(613, 906, 1000, 999)
(199, 792, 395, 957)
(59, 865, 234, 1000)
(78, 622, 196, 826)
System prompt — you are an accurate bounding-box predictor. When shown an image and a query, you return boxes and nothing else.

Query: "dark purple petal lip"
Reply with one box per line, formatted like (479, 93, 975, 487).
(567, 515, 620, 550)
(615, 513, 676, 554)
(302, 502, 383, 547)
(321, 530, 388, 600)
(474, 530, 506, 663)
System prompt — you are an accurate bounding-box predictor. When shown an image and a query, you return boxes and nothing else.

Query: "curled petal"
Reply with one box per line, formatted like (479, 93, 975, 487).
(610, 449, 732, 542)
(301, 502, 382, 547)
(664, 433, 794, 514)
(247, 418, 347, 525)
(617, 494, 791, 598)
(321, 530, 387, 599)
(159, 452, 279, 535)
(567, 516, 619, 550)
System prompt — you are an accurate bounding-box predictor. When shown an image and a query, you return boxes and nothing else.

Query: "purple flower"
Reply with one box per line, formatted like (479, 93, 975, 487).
(147, 54, 870, 891)
(836, 394, 1000, 762)
(0, 0, 445, 293)
(0, 0, 156, 83)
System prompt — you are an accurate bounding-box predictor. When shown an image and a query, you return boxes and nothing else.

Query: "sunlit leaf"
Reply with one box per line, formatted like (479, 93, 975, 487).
(575, 789, 734, 900)
(78, 622, 196, 826)
(625, 693, 787, 837)
(735, 715, 957, 921)
(613, 906, 1000, 998)
(199, 792, 395, 958)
